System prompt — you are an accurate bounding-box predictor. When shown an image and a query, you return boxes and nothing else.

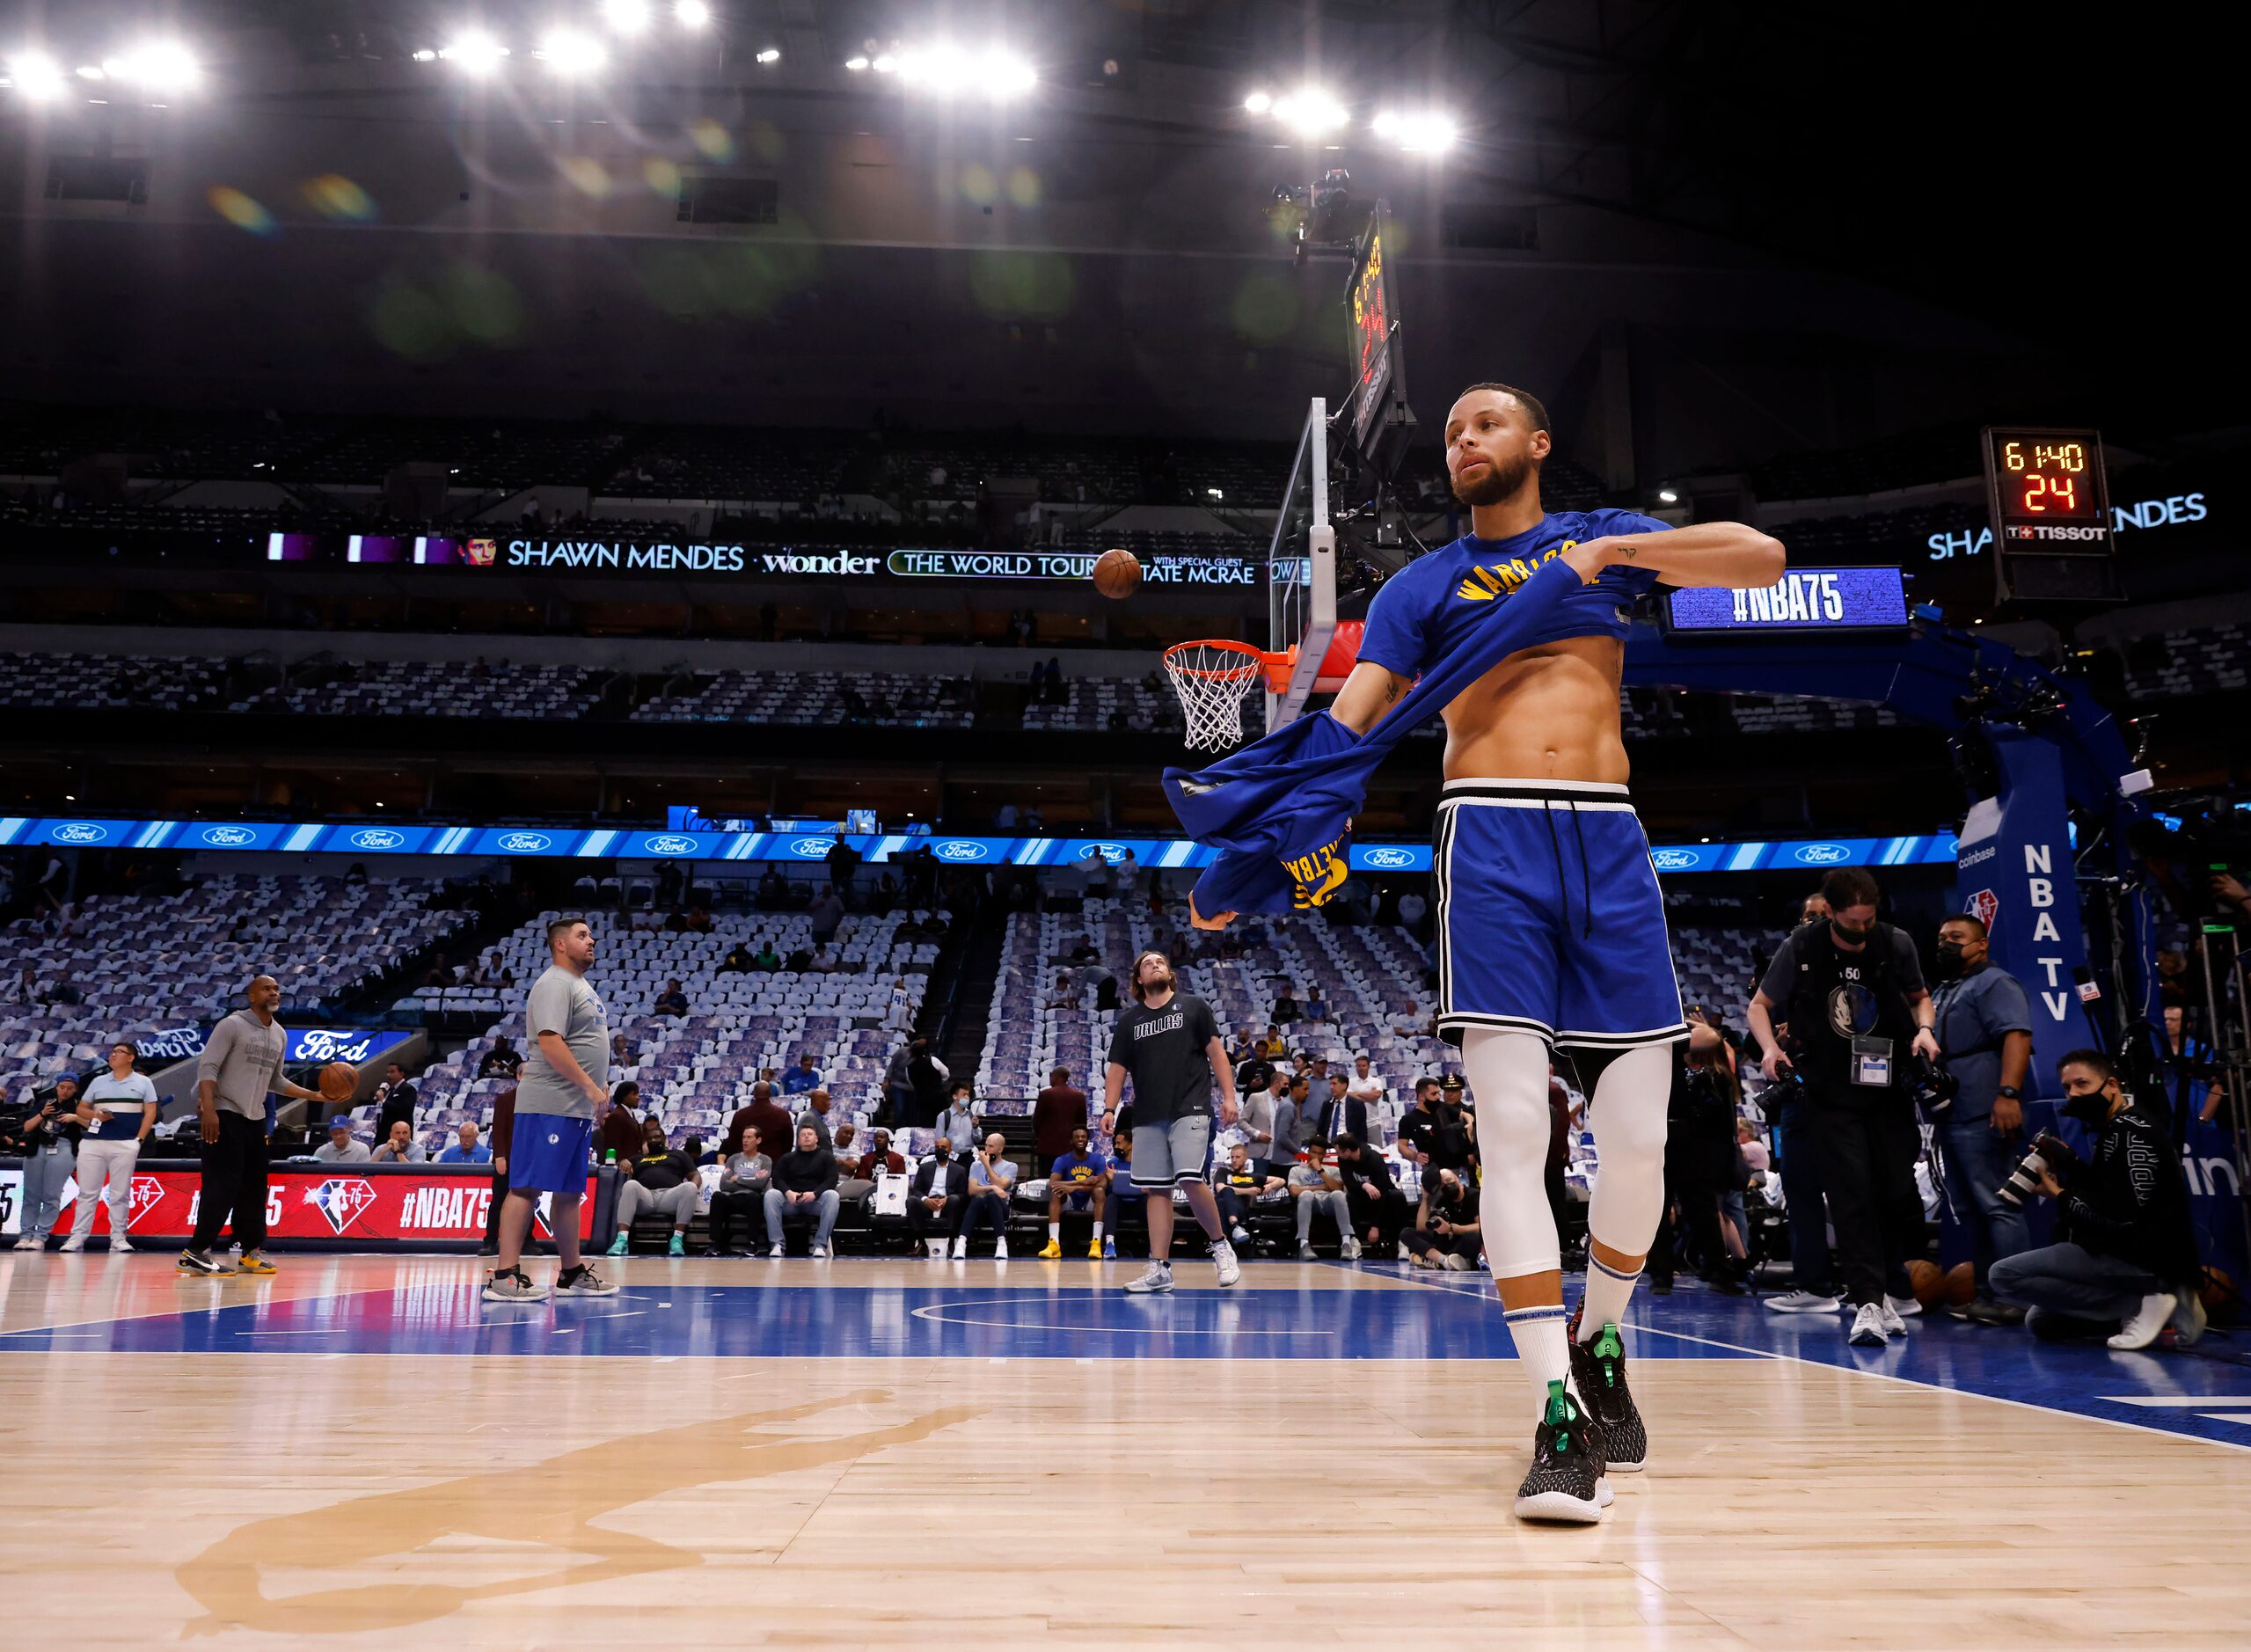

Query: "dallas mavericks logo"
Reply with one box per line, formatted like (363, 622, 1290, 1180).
(496, 832, 552, 853)
(643, 835, 697, 855)
(1794, 843, 1851, 865)
(53, 822, 108, 844)
(1363, 847, 1415, 869)
(305, 1178, 379, 1235)
(933, 840, 989, 862)
(201, 825, 258, 846)
(1650, 849, 1699, 871)
(789, 837, 833, 857)
(349, 828, 406, 850)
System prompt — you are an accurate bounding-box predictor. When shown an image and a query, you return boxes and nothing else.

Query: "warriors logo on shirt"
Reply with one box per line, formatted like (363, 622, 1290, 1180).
(1283, 833, 1350, 910)
(1458, 544, 1569, 602)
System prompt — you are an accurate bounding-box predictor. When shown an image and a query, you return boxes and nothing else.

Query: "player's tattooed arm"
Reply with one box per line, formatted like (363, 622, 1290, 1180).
(1329, 660, 1414, 736)
(1569, 521, 1787, 589)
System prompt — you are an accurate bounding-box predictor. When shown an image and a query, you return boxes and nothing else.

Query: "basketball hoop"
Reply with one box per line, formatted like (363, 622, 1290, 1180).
(1163, 640, 1292, 751)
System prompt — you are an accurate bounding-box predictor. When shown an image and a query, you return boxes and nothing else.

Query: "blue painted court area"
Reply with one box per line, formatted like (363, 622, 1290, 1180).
(6, 1266, 2247, 1451)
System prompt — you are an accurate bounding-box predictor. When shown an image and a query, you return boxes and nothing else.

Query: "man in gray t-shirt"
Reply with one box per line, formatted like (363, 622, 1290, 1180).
(486, 917, 618, 1304)
(181, 975, 325, 1276)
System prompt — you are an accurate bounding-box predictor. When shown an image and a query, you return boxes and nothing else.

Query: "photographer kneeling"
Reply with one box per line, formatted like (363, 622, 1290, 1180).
(1988, 1049, 2203, 1350)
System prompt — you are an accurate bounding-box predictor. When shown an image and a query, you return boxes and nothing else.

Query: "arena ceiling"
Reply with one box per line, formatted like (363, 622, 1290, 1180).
(0, 2, 2233, 466)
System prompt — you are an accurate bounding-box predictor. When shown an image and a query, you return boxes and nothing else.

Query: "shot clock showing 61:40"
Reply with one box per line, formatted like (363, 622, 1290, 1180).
(1982, 425, 2115, 553)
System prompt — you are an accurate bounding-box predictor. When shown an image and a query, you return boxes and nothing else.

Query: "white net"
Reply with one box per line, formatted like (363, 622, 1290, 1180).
(1163, 641, 1267, 752)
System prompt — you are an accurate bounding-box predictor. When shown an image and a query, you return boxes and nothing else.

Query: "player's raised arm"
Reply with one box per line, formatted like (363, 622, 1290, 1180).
(1576, 521, 1785, 589)
(1329, 659, 1414, 737)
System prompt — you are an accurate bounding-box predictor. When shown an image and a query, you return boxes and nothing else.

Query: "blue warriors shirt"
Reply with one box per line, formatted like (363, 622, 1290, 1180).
(1356, 509, 1671, 680)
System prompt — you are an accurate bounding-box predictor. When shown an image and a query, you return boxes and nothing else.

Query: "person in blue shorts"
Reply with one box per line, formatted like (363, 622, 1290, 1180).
(1194, 383, 1783, 1522)
(1040, 1125, 1110, 1259)
(485, 917, 621, 1302)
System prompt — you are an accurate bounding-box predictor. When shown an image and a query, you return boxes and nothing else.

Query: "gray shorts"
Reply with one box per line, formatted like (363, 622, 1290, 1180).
(1131, 1115, 1212, 1189)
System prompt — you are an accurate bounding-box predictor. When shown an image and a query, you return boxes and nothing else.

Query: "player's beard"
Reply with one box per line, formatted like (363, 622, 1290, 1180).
(1451, 448, 1535, 508)
(1140, 968, 1174, 999)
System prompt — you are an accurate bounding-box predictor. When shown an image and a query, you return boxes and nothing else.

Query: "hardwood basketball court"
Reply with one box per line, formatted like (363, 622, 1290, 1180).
(5, 1253, 2248, 1647)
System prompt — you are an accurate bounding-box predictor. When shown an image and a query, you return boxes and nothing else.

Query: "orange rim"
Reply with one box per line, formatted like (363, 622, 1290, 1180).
(1163, 640, 1297, 695)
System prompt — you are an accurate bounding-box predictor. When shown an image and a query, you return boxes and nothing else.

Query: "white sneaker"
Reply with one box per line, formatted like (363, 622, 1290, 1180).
(1886, 1292, 1923, 1318)
(111, 1238, 134, 1254)
(2171, 1288, 2210, 1347)
(1297, 1241, 1316, 1260)
(1442, 1254, 1474, 1272)
(809, 1245, 829, 1259)
(1848, 1302, 1889, 1346)
(1876, 1300, 1907, 1337)
(950, 1238, 968, 1260)
(2108, 1290, 2178, 1350)
(768, 1244, 786, 1259)
(994, 1239, 1008, 1261)
(1341, 1237, 1363, 1260)
(1231, 1225, 1250, 1244)
(1122, 1262, 1173, 1294)
(1212, 1240, 1241, 1288)
(1765, 1290, 1842, 1314)
(12, 1235, 40, 1251)
(59, 1237, 84, 1253)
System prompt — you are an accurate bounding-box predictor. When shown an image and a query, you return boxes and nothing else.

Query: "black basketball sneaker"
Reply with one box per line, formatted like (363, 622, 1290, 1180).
(1568, 1318, 1649, 1473)
(1514, 1379, 1611, 1524)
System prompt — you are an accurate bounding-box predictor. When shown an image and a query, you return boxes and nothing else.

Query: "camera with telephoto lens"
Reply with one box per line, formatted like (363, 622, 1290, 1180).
(1997, 1131, 2079, 1208)
(1912, 1056, 1958, 1121)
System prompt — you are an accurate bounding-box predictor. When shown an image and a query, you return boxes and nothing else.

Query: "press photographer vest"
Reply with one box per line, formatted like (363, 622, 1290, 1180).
(1786, 921, 1916, 1089)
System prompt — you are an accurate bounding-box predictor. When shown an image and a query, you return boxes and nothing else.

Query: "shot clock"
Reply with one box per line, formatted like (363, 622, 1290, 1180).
(1983, 428, 2113, 552)
(1982, 425, 2119, 604)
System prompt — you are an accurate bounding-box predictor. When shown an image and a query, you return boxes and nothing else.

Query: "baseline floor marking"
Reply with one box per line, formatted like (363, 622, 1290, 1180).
(1357, 1261, 2251, 1457)
(909, 1297, 1334, 1336)
(2102, 1394, 2251, 1407)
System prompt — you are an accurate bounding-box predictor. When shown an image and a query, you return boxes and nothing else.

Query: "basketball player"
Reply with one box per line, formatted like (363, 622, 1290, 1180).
(1102, 951, 1241, 1293)
(485, 917, 620, 1301)
(1195, 383, 1783, 1521)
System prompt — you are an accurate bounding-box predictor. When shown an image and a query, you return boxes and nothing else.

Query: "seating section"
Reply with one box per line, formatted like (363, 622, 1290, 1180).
(2121, 624, 2249, 700)
(1750, 424, 1984, 501)
(1021, 676, 1211, 738)
(230, 660, 604, 720)
(0, 650, 230, 713)
(0, 876, 477, 1106)
(396, 909, 935, 1155)
(1766, 500, 1984, 562)
(977, 899, 1448, 1136)
(631, 669, 975, 727)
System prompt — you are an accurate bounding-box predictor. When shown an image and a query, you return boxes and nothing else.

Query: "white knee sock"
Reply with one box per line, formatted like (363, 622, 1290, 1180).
(1577, 1042, 1675, 1341)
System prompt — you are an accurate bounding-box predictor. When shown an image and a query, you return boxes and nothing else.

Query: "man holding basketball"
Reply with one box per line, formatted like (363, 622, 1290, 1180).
(1103, 950, 1241, 1293)
(485, 917, 619, 1301)
(179, 975, 329, 1276)
(1194, 382, 1783, 1522)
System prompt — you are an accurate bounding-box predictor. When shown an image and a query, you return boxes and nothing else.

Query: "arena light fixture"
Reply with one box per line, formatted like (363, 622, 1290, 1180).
(7, 50, 69, 100)
(675, 0, 713, 27)
(601, 0, 653, 35)
(894, 44, 1035, 100)
(1657, 487, 1680, 504)
(1373, 109, 1457, 152)
(103, 40, 201, 92)
(1270, 87, 1348, 138)
(440, 32, 509, 75)
(1243, 90, 1271, 113)
(538, 28, 609, 77)
(756, 47, 781, 64)
(871, 54, 897, 74)
(844, 55, 869, 70)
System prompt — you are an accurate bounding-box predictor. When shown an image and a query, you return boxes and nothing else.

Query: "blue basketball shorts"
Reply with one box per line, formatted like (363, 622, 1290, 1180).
(1432, 778, 1685, 1053)
(508, 1114, 596, 1195)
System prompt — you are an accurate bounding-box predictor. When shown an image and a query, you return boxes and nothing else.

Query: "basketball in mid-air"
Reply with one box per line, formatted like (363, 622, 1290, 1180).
(318, 1061, 357, 1102)
(1091, 547, 1142, 599)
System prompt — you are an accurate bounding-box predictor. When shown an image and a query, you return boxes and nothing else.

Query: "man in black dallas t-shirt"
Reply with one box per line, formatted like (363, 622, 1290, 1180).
(1105, 950, 1241, 1294)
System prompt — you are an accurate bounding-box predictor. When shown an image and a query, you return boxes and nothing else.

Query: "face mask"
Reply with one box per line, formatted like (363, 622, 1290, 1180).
(1933, 940, 1966, 977)
(2061, 1088, 2114, 1125)
(1831, 920, 1870, 946)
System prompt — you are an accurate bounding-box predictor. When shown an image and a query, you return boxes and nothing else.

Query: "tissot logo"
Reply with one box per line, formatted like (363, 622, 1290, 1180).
(305, 1177, 378, 1235)
(201, 825, 257, 846)
(1649, 849, 1699, 871)
(932, 840, 990, 862)
(1794, 843, 1851, 865)
(349, 828, 405, 850)
(1363, 847, 1415, 869)
(643, 836, 697, 856)
(495, 831, 552, 853)
(52, 822, 108, 844)
(788, 837, 834, 858)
